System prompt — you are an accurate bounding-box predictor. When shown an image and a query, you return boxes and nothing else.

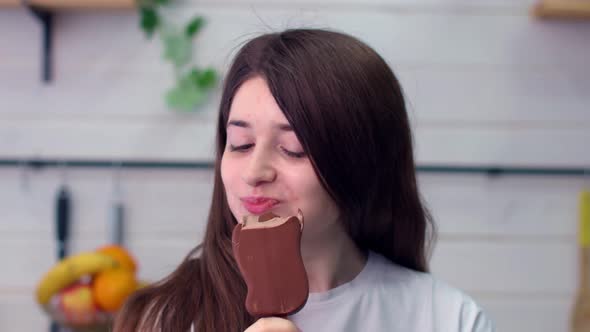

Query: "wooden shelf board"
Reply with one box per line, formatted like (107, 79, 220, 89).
(532, 0, 590, 19)
(0, 0, 134, 9)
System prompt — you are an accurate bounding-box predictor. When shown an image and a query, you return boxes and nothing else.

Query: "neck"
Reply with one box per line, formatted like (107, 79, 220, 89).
(300, 223, 367, 293)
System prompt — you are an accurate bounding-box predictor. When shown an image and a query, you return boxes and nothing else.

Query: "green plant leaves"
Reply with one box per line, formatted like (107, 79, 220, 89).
(137, 1, 217, 111)
(186, 16, 204, 38)
(161, 28, 192, 68)
(140, 7, 159, 38)
(166, 68, 217, 111)
(166, 72, 204, 111)
(166, 84, 205, 111)
(189, 68, 217, 89)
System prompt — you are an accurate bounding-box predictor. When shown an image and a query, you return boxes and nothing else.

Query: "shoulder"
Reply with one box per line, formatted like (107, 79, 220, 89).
(430, 278, 495, 332)
(369, 252, 496, 332)
(367, 251, 431, 292)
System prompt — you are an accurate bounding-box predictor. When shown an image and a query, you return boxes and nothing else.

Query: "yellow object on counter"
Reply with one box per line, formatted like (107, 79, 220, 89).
(579, 190, 590, 248)
(35, 252, 120, 305)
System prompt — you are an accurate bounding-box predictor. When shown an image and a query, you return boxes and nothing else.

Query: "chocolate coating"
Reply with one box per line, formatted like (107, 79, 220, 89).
(232, 214, 308, 317)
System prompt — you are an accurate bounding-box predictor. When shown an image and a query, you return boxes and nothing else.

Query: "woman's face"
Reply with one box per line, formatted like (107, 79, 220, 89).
(220, 76, 340, 240)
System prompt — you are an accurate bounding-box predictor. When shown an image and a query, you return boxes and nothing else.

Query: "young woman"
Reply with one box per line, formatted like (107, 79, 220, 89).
(114, 29, 494, 332)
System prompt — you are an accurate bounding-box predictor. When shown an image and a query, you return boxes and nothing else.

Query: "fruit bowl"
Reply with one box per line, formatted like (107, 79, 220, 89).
(41, 280, 115, 332)
(43, 304, 114, 332)
(35, 245, 143, 332)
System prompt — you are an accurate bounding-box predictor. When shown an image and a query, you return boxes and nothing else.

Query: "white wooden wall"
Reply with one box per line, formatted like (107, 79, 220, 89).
(1, 0, 590, 331)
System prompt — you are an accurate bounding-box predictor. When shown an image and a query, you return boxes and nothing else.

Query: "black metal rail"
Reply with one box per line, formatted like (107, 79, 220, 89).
(0, 158, 588, 177)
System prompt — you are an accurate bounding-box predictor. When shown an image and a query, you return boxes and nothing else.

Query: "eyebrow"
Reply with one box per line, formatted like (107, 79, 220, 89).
(227, 119, 293, 132)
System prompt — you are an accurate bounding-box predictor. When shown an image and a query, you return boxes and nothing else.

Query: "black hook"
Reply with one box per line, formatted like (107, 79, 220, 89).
(26, 5, 54, 82)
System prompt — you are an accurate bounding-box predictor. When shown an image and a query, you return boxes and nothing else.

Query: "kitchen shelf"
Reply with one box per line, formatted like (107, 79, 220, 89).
(532, 0, 590, 20)
(1, 0, 134, 82)
(0, 0, 134, 9)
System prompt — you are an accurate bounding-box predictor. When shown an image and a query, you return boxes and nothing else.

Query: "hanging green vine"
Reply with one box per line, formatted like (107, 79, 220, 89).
(137, 0, 217, 111)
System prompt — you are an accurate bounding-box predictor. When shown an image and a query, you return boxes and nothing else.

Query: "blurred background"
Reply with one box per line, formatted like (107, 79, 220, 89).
(1, 0, 590, 331)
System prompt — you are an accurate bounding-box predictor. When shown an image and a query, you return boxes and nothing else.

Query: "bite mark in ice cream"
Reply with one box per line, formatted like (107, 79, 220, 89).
(232, 210, 308, 317)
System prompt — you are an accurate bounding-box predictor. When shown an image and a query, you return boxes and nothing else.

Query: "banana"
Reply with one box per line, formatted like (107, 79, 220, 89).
(36, 251, 120, 305)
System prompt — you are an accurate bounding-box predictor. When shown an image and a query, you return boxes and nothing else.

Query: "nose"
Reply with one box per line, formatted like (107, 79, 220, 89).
(240, 148, 277, 187)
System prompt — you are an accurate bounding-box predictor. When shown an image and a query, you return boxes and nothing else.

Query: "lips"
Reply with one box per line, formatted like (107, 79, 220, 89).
(241, 197, 280, 215)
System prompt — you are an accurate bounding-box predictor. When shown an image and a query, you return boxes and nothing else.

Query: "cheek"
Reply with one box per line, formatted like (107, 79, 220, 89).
(220, 157, 229, 190)
(220, 154, 239, 186)
(220, 157, 238, 205)
(282, 168, 313, 202)
(286, 169, 336, 217)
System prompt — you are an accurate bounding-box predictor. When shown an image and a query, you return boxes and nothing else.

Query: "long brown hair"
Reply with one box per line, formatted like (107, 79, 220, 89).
(114, 28, 435, 332)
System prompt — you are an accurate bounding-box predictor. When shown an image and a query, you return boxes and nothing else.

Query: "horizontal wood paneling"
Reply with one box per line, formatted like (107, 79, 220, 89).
(2, 116, 590, 165)
(2, 170, 585, 236)
(1, 169, 583, 294)
(477, 295, 572, 332)
(418, 174, 583, 237)
(3, 7, 590, 68)
(431, 241, 577, 294)
(1, 7, 589, 164)
(1, 1, 589, 331)
(3, 236, 578, 293)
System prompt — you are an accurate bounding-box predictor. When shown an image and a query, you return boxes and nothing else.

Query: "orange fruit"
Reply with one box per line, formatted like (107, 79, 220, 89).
(96, 245, 137, 273)
(91, 268, 137, 312)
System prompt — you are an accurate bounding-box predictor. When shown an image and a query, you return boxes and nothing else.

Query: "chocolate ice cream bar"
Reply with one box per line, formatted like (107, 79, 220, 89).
(232, 211, 308, 317)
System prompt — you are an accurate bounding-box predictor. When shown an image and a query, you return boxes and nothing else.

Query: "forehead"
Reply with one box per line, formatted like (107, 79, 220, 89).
(228, 76, 290, 128)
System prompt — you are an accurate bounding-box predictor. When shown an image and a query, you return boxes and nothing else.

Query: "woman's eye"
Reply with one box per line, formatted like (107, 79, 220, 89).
(229, 144, 306, 158)
(281, 147, 306, 159)
(229, 144, 253, 152)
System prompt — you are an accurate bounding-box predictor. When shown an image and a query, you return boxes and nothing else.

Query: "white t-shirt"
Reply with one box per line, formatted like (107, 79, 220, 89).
(286, 251, 495, 332)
